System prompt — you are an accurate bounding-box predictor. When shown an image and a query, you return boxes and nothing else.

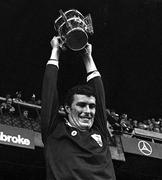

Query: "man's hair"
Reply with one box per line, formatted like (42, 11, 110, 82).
(64, 84, 96, 106)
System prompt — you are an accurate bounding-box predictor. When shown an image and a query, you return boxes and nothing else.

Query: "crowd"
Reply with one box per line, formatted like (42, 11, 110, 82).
(0, 93, 161, 135)
(0, 93, 41, 132)
(106, 109, 162, 135)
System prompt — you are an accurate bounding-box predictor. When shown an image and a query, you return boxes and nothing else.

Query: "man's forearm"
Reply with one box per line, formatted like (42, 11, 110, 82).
(83, 54, 97, 73)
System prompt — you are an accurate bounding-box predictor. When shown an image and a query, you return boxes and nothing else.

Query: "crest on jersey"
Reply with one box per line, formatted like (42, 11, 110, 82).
(91, 134, 103, 147)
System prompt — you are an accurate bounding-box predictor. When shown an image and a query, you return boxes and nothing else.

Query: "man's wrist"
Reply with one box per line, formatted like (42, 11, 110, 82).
(50, 48, 60, 60)
(82, 52, 92, 58)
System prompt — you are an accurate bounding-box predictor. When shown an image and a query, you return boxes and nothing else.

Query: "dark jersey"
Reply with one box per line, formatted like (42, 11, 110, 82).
(41, 64, 116, 180)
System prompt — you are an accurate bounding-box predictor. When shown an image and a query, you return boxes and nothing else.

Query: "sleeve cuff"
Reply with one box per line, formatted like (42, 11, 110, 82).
(87, 70, 101, 82)
(46, 60, 59, 68)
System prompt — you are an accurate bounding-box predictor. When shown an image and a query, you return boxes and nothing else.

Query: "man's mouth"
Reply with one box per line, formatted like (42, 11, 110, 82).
(80, 116, 92, 122)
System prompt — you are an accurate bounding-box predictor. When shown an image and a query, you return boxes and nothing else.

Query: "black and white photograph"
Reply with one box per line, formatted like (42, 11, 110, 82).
(0, 0, 161, 179)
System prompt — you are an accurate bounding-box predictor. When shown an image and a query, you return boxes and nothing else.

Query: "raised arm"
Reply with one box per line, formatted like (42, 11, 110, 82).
(82, 44, 109, 138)
(41, 36, 60, 143)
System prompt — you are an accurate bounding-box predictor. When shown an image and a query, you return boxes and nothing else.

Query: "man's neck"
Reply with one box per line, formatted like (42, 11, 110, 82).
(64, 118, 88, 132)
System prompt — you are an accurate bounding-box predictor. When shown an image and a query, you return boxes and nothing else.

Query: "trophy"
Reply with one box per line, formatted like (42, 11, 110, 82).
(54, 9, 94, 51)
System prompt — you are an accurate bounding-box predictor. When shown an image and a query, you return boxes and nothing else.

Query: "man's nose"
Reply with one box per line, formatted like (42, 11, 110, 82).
(84, 105, 90, 113)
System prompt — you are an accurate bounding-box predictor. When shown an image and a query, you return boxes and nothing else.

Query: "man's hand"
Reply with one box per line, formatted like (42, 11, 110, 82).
(50, 36, 60, 49)
(81, 42, 97, 73)
(50, 36, 61, 60)
(84, 43, 92, 56)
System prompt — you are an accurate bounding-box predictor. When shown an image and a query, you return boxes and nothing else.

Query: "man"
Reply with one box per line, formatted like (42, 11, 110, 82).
(41, 36, 116, 180)
(21, 109, 33, 130)
(0, 95, 15, 116)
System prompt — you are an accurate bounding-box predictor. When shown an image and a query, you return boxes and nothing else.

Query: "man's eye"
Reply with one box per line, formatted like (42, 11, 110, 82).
(78, 103, 86, 107)
(77, 103, 96, 109)
(89, 104, 96, 109)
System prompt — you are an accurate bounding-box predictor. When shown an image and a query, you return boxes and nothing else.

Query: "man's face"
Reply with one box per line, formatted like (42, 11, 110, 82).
(23, 110, 28, 118)
(66, 94, 96, 131)
(7, 98, 12, 105)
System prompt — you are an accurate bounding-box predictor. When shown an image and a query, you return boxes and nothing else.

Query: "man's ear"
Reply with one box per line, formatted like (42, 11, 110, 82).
(64, 105, 71, 114)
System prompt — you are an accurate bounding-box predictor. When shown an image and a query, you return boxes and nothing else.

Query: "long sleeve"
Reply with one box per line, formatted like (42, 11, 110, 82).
(87, 76, 109, 138)
(82, 50, 109, 138)
(41, 64, 59, 144)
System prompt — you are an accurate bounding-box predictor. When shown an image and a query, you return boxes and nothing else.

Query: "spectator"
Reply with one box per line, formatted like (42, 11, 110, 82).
(13, 91, 23, 102)
(0, 95, 15, 116)
(21, 109, 33, 130)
